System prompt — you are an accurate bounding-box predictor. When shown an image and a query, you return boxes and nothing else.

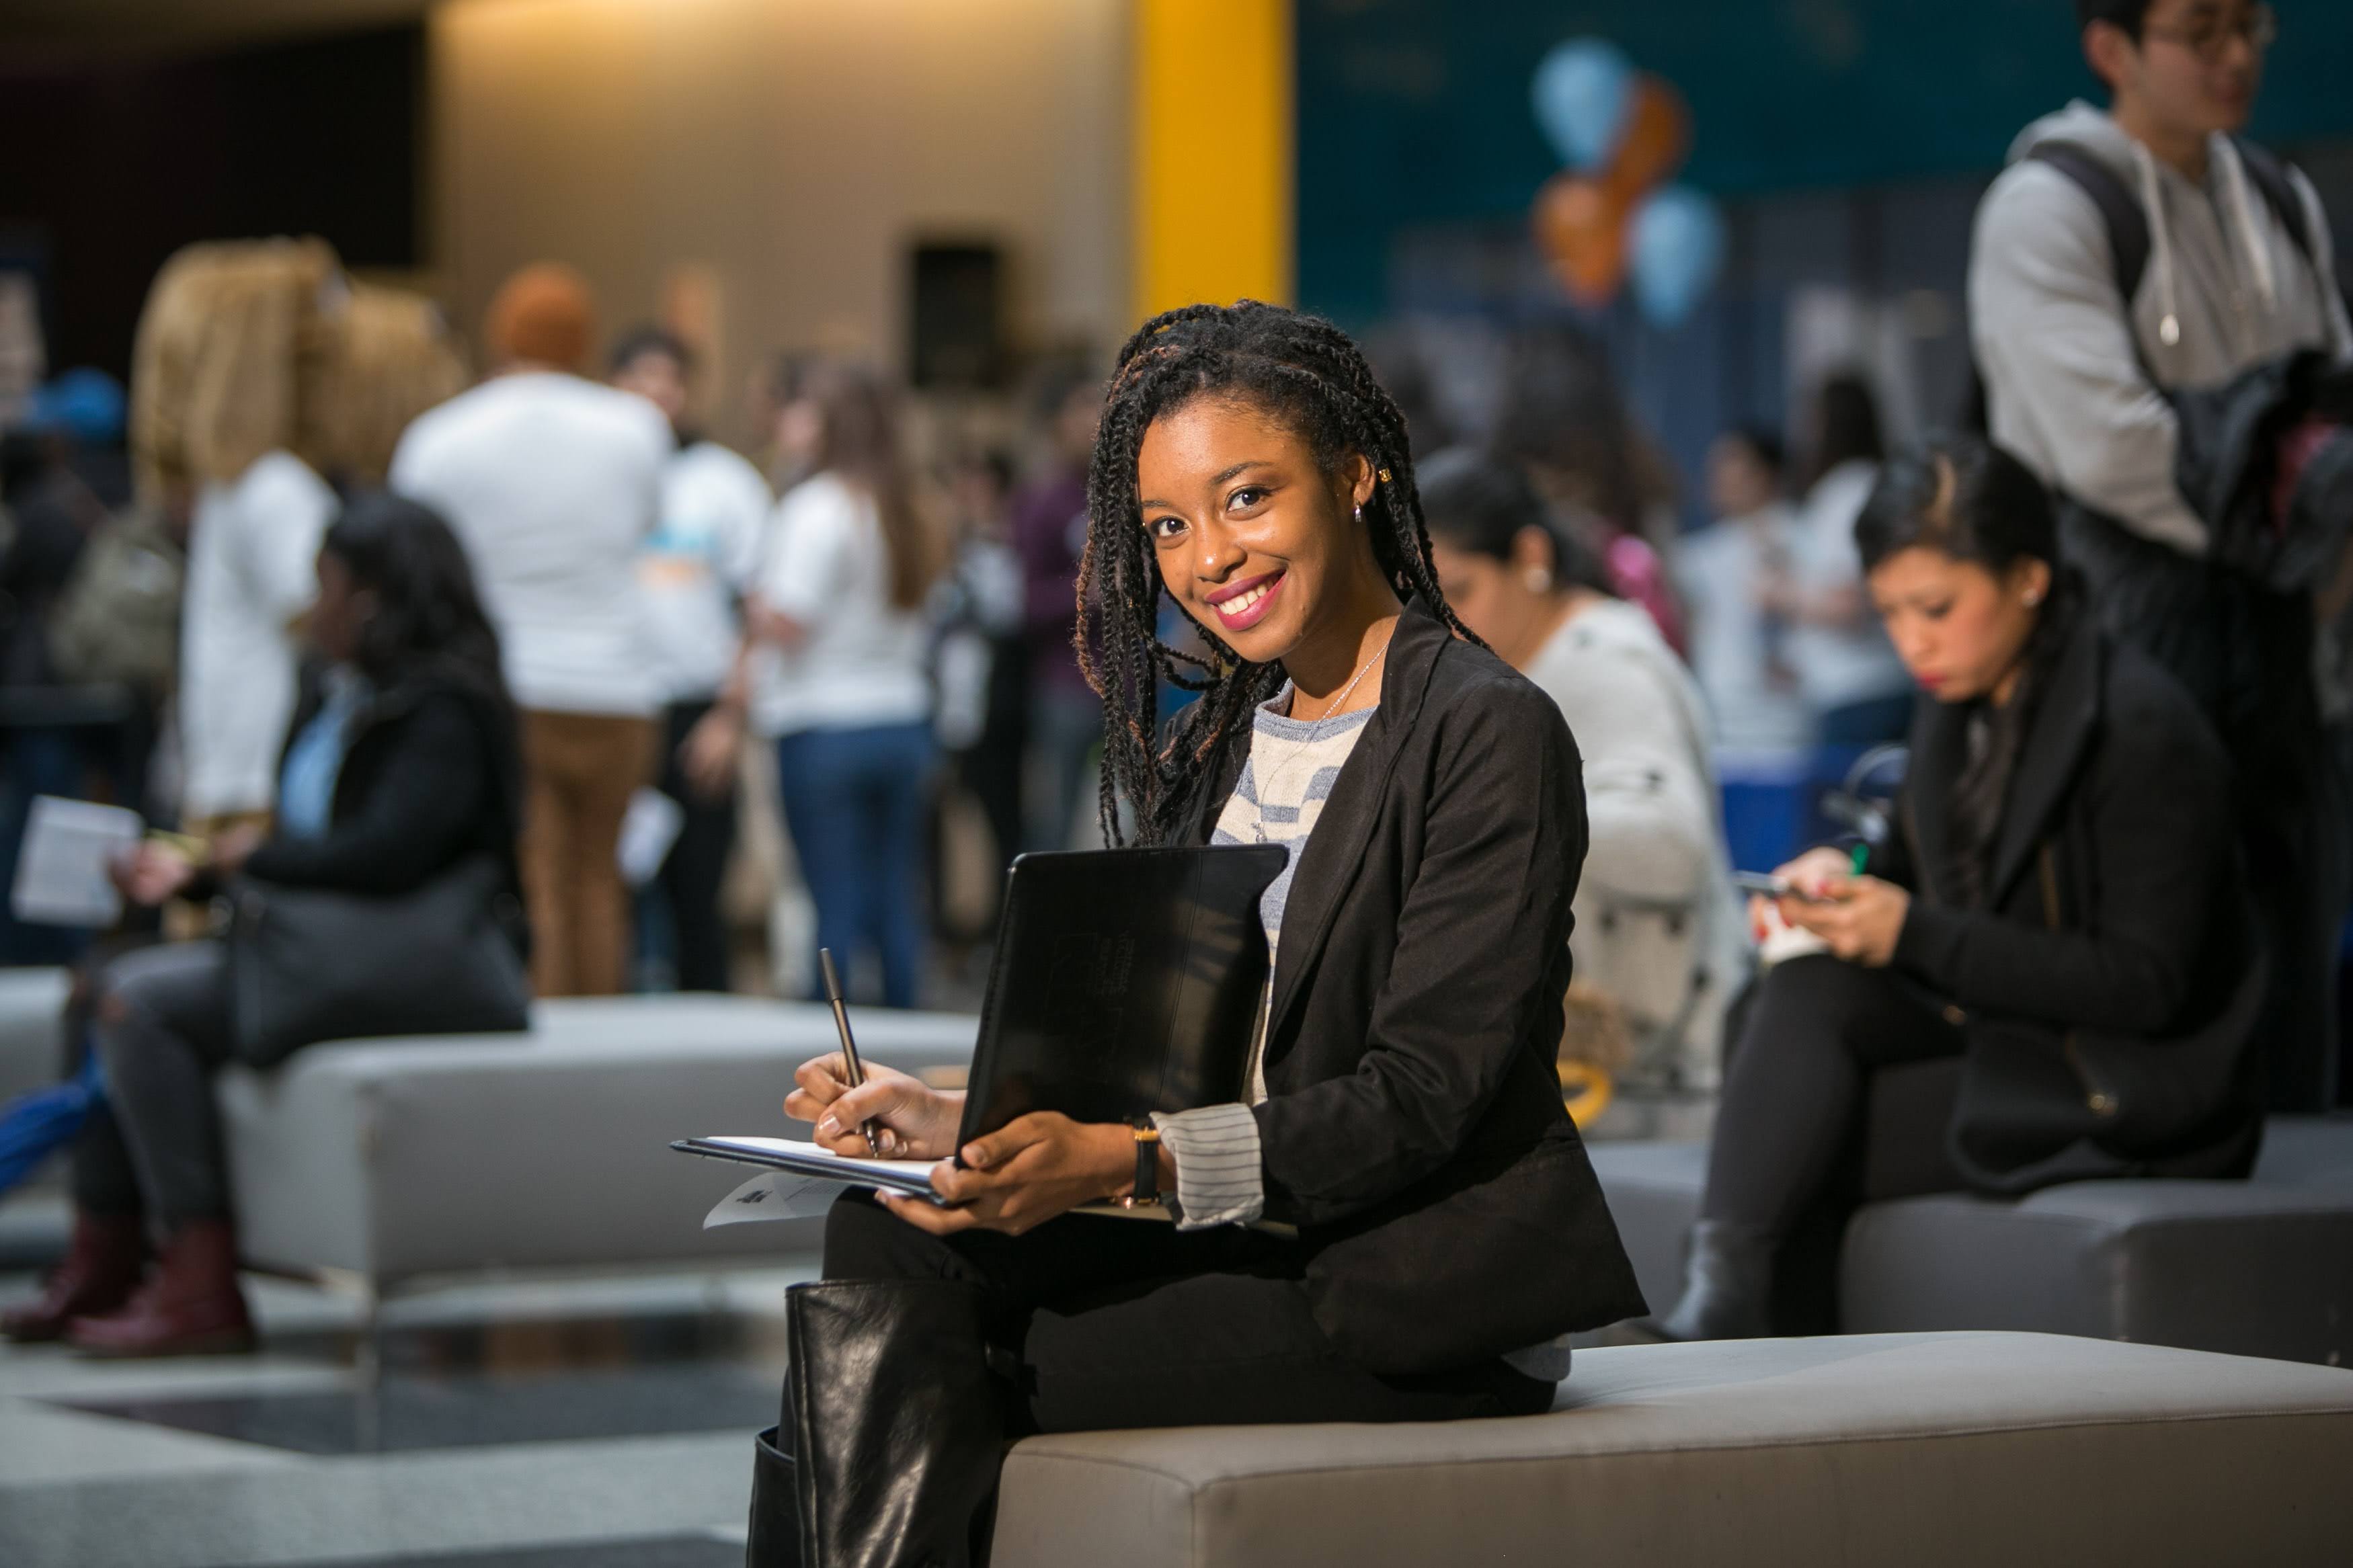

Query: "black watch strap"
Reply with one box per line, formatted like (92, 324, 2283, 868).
(1127, 1120, 1162, 1208)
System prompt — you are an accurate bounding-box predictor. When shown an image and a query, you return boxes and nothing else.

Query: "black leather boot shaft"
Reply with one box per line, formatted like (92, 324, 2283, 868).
(748, 1427, 803, 1568)
(782, 1278, 1008, 1568)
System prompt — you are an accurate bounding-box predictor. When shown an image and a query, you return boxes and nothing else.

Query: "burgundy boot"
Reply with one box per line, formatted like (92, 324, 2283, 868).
(1, 1212, 149, 1344)
(67, 1217, 255, 1358)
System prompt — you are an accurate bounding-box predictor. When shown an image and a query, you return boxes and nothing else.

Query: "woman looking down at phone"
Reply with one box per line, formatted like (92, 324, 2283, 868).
(1647, 436, 2263, 1343)
(749, 303, 1644, 1568)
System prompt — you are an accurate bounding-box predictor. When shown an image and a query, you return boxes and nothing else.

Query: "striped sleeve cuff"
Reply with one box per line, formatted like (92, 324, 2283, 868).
(1150, 1102, 1265, 1229)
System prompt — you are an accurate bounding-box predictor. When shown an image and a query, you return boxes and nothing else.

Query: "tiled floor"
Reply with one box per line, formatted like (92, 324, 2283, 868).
(0, 1188, 820, 1568)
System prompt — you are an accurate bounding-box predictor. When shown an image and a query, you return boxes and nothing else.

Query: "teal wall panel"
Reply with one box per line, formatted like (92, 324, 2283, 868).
(1298, 0, 2353, 323)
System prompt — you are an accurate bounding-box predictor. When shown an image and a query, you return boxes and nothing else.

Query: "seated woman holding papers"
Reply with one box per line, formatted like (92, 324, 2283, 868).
(3, 495, 525, 1356)
(749, 303, 1645, 1568)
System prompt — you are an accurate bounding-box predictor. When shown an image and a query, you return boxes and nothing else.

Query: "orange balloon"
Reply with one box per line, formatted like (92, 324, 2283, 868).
(1606, 75, 1691, 198)
(1533, 173, 1630, 307)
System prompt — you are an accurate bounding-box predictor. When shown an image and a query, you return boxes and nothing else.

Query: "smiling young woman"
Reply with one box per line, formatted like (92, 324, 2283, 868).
(746, 302, 1644, 1568)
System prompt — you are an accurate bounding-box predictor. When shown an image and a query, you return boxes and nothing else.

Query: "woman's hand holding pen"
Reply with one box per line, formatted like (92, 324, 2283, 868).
(877, 1114, 1147, 1238)
(787, 1055, 962, 1160)
(787, 1050, 1180, 1237)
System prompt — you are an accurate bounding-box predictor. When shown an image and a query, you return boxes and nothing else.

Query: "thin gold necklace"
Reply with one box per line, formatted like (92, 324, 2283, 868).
(1251, 624, 1395, 843)
(1290, 621, 1396, 723)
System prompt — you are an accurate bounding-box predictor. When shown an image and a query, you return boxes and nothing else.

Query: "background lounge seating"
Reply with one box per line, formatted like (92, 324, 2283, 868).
(1589, 1065, 2353, 1365)
(217, 994, 979, 1333)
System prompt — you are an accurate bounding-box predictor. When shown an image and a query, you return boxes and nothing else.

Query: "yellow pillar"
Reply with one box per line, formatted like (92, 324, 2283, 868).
(1131, 0, 1294, 325)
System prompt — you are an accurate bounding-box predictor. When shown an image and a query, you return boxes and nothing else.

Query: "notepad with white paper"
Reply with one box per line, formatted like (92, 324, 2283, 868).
(674, 1136, 947, 1202)
(676, 1134, 1297, 1233)
(11, 796, 142, 927)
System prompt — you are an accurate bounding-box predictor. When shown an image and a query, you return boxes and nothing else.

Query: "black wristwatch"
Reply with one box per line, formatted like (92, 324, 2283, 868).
(1122, 1119, 1162, 1208)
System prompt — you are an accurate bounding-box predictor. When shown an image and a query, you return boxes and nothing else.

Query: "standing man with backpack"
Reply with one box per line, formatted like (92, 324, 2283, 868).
(1968, 0, 2353, 1111)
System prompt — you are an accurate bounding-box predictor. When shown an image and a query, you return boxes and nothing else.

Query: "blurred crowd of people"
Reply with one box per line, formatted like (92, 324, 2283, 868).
(0, 252, 1133, 1018)
(0, 0, 2345, 1364)
(0, 0, 2338, 1128)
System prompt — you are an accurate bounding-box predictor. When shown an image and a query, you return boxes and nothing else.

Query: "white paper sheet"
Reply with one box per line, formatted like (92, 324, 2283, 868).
(704, 1169, 852, 1227)
(11, 796, 142, 927)
(691, 1135, 940, 1186)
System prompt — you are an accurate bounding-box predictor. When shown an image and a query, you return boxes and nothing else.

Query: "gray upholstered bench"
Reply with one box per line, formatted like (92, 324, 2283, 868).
(216, 994, 977, 1318)
(1588, 1116, 2353, 1364)
(994, 1331, 2353, 1567)
(0, 966, 68, 1107)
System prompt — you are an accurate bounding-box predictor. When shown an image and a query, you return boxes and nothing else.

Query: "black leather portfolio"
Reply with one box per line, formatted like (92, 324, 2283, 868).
(674, 844, 1285, 1196)
(953, 843, 1285, 1143)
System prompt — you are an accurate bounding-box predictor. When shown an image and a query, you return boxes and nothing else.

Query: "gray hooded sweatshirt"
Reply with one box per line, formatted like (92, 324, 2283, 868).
(1968, 101, 2352, 555)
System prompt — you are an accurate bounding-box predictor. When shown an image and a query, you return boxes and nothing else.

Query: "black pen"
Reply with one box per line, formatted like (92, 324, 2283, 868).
(817, 948, 883, 1155)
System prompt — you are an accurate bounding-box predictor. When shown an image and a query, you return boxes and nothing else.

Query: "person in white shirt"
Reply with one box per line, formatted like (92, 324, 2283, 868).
(1765, 374, 1914, 744)
(745, 361, 943, 1008)
(177, 449, 339, 833)
(389, 263, 670, 997)
(608, 326, 772, 993)
(1677, 427, 1814, 753)
(1424, 449, 1750, 1092)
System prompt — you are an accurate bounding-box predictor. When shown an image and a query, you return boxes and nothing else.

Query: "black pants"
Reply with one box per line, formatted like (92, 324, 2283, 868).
(71, 940, 236, 1227)
(654, 698, 738, 993)
(822, 1188, 1553, 1434)
(1702, 956, 1966, 1242)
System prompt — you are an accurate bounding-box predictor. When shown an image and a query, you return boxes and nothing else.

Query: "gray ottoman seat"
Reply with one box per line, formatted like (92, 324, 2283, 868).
(0, 966, 69, 1107)
(218, 994, 978, 1300)
(1589, 1115, 2353, 1364)
(993, 1331, 2353, 1567)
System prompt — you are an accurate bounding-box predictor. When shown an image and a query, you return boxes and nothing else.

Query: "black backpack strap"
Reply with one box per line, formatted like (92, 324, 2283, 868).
(2230, 138, 2315, 265)
(2026, 142, 2151, 307)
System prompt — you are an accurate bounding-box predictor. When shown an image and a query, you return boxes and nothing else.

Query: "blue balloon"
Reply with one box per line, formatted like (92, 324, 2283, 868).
(24, 368, 126, 446)
(1531, 38, 1635, 171)
(1630, 185, 1727, 329)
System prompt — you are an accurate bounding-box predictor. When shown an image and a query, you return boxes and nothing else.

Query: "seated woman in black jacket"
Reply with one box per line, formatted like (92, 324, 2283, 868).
(748, 303, 1644, 1568)
(2, 492, 522, 1356)
(1650, 435, 2263, 1342)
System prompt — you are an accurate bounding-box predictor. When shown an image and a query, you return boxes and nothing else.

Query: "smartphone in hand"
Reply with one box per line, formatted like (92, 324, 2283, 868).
(1732, 870, 1837, 905)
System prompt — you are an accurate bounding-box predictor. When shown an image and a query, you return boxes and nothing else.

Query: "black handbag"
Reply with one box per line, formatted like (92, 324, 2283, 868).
(227, 854, 530, 1068)
(1946, 840, 2266, 1194)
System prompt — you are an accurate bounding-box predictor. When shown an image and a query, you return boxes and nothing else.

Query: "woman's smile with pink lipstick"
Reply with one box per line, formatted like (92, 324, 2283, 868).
(1206, 567, 1287, 632)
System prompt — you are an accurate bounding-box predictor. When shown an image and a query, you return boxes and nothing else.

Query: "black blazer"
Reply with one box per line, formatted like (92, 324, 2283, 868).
(1184, 598, 1646, 1375)
(1872, 616, 2264, 1192)
(244, 663, 526, 946)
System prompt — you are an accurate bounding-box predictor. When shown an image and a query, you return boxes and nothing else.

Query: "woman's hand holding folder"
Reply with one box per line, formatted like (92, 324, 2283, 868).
(787, 1050, 1174, 1237)
(881, 1112, 1148, 1237)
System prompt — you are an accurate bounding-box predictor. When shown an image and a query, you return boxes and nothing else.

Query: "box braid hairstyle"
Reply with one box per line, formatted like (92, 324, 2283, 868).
(1076, 300, 1483, 848)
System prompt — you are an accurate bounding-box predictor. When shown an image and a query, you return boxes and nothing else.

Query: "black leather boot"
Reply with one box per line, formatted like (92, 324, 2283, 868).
(771, 1278, 1009, 1568)
(1644, 1219, 1776, 1341)
(747, 1426, 801, 1568)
